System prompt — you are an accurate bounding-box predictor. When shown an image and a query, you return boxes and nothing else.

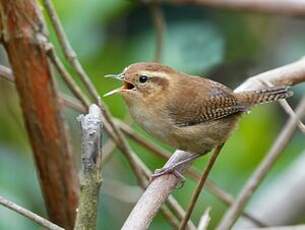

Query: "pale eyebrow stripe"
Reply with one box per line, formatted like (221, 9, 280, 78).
(140, 71, 169, 79)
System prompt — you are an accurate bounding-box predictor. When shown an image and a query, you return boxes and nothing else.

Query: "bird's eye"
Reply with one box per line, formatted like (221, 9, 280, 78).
(139, 75, 148, 83)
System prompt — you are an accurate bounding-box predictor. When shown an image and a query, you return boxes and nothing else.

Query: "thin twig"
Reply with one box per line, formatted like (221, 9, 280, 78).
(47, 48, 91, 108)
(75, 104, 103, 229)
(217, 96, 305, 230)
(179, 144, 224, 230)
(43, 0, 100, 103)
(43, 0, 125, 150)
(149, 2, 166, 62)
(260, 79, 305, 134)
(279, 100, 305, 133)
(0, 195, 63, 230)
(114, 119, 170, 159)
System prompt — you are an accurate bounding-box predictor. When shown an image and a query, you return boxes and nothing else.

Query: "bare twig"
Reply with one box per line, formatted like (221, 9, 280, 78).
(279, 100, 305, 133)
(154, 0, 305, 16)
(260, 79, 305, 134)
(74, 104, 103, 230)
(149, 2, 166, 62)
(43, 0, 100, 103)
(0, 195, 63, 230)
(179, 144, 224, 230)
(217, 96, 305, 230)
(122, 57, 305, 229)
(47, 48, 91, 108)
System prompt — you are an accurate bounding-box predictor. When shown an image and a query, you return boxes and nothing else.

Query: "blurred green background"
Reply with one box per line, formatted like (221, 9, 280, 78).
(0, 0, 304, 229)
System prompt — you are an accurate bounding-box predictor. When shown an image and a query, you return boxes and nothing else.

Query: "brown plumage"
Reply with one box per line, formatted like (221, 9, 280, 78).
(106, 62, 293, 155)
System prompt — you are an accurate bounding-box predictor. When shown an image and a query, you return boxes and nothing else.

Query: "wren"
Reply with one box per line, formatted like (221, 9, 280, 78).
(105, 62, 293, 174)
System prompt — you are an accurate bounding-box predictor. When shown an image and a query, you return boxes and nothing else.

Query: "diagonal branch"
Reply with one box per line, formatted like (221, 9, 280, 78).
(43, 0, 100, 103)
(0, 195, 63, 230)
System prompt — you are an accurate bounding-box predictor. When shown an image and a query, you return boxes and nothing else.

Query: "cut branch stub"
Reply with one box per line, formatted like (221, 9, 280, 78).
(75, 104, 103, 230)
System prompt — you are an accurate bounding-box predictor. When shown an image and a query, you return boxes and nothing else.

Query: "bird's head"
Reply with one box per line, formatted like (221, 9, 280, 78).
(104, 62, 176, 106)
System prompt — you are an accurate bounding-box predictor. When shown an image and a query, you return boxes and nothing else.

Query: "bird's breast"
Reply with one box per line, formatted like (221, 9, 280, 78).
(128, 104, 172, 140)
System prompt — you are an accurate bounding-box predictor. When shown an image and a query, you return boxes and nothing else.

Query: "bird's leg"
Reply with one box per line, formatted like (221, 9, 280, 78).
(152, 153, 202, 179)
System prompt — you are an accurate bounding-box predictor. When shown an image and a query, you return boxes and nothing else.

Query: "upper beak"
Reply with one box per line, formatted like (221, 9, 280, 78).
(103, 73, 123, 97)
(104, 73, 123, 80)
(104, 72, 136, 97)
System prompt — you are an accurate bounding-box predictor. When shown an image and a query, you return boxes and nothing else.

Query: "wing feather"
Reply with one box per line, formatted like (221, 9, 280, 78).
(167, 77, 246, 127)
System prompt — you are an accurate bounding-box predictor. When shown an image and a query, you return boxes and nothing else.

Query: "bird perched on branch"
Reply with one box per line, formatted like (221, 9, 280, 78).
(104, 62, 293, 176)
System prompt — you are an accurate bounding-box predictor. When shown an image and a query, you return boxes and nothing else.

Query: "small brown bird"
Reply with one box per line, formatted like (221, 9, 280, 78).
(105, 62, 292, 174)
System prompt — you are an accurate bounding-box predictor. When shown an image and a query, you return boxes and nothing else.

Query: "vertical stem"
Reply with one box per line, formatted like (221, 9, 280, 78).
(179, 144, 224, 229)
(0, 1, 79, 228)
(75, 105, 103, 230)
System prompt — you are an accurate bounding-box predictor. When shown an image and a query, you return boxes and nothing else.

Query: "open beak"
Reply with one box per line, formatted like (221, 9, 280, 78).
(103, 73, 135, 97)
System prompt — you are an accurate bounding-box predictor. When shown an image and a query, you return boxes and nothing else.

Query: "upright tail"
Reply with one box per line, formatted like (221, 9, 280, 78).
(235, 86, 293, 107)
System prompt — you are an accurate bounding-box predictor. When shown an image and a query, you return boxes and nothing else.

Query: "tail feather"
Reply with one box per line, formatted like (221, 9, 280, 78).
(235, 86, 293, 107)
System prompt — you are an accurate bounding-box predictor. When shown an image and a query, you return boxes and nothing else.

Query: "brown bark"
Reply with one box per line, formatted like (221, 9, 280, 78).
(0, 1, 79, 229)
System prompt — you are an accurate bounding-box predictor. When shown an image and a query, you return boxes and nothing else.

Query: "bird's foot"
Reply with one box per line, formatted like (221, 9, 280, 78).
(150, 153, 202, 188)
(151, 166, 186, 188)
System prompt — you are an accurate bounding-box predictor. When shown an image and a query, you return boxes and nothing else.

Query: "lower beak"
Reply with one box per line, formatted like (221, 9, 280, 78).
(103, 87, 122, 97)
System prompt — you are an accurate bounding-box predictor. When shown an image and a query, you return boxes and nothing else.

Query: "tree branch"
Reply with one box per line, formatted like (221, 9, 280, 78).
(122, 57, 305, 229)
(0, 1, 79, 228)
(149, 2, 166, 62)
(156, 0, 305, 16)
(74, 104, 103, 230)
(0, 195, 63, 230)
(43, 0, 100, 103)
